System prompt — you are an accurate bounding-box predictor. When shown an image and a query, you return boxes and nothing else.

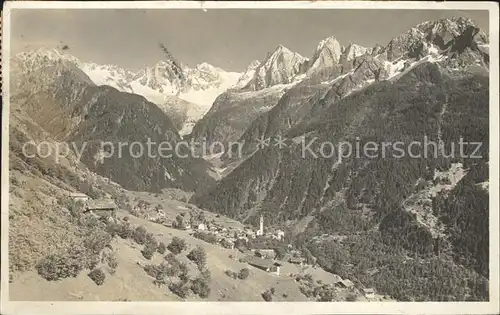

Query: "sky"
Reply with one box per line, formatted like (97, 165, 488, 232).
(10, 9, 489, 72)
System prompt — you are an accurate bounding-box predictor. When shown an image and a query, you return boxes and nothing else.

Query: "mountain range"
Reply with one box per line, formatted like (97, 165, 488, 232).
(190, 16, 490, 301)
(14, 47, 245, 135)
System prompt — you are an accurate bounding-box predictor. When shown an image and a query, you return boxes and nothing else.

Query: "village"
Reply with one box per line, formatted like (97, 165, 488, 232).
(68, 191, 380, 302)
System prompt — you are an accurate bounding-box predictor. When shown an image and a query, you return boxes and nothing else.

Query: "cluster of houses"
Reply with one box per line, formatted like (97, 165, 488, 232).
(165, 213, 287, 253)
(69, 192, 377, 300)
(238, 248, 378, 300)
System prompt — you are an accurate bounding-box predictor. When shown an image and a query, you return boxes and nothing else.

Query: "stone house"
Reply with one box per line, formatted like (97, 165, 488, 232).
(362, 288, 376, 299)
(85, 199, 117, 218)
(336, 279, 354, 289)
(289, 257, 305, 266)
(70, 192, 89, 203)
(246, 256, 282, 276)
(255, 249, 276, 260)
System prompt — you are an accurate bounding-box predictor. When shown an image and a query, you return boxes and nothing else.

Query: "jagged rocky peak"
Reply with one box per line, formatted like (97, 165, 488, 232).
(369, 44, 385, 56)
(195, 62, 218, 72)
(417, 16, 489, 55)
(14, 47, 80, 69)
(417, 16, 486, 43)
(244, 44, 307, 90)
(233, 60, 261, 89)
(306, 36, 343, 73)
(132, 59, 185, 93)
(189, 62, 222, 82)
(246, 59, 262, 71)
(384, 17, 488, 62)
(342, 43, 368, 61)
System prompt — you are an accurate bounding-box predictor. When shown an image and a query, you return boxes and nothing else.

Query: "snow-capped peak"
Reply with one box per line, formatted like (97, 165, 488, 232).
(196, 62, 217, 71)
(233, 60, 261, 89)
(267, 44, 308, 64)
(342, 43, 368, 61)
(14, 47, 246, 135)
(316, 36, 341, 53)
(244, 45, 307, 90)
(306, 36, 342, 74)
(416, 17, 477, 37)
(246, 60, 261, 70)
(15, 47, 80, 65)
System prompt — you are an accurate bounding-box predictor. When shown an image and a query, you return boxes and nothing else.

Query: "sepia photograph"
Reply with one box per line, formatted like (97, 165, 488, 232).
(1, 1, 498, 314)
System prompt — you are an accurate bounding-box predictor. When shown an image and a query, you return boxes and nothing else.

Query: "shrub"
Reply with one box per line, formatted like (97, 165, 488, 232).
(167, 237, 187, 255)
(111, 222, 133, 239)
(200, 268, 211, 281)
(84, 230, 112, 255)
(299, 285, 314, 298)
(88, 268, 106, 285)
(106, 222, 120, 237)
(274, 247, 287, 260)
(169, 280, 190, 298)
(162, 254, 187, 278)
(317, 287, 335, 302)
(346, 293, 357, 302)
(144, 263, 169, 280)
(238, 268, 250, 280)
(145, 233, 157, 247)
(172, 214, 184, 229)
(132, 226, 148, 245)
(262, 290, 273, 301)
(191, 277, 211, 298)
(225, 270, 237, 279)
(141, 242, 156, 260)
(282, 293, 288, 298)
(193, 232, 217, 244)
(178, 262, 189, 280)
(35, 253, 84, 281)
(187, 246, 207, 269)
(63, 198, 84, 218)
(270, 287, 276, 295)
(78, 215, 101, 229)
(304, 274, 313, 282)
(143, 264, 158, 278)
(108, 255, 118, 269)
(157, 242, 166, 254)
(164, 253, 177, 264)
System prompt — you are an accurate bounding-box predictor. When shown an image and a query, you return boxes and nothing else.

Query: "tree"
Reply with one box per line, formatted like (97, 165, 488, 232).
(191, 277, 211, 298)
(187, 245, 207, 269)
(302, 248, 316, 265)
(238, 268, 250, 280)
(157, 242, 166, 254)
(173, 215, 184, 229)
(274, 247, 286, 260)
(234, 238, 247, 250)
(167, 237, 187, 255)
(262, 290, 273, 301)
(36, 252, 84, 281)
(169, 280, 190, 298)
(132, 226, 148, 245)
(88, 268, 106, 285)
(141, 242, 156, 260)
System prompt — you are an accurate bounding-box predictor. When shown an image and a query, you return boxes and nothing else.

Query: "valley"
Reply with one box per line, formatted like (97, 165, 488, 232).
(7, 15, 491, 302)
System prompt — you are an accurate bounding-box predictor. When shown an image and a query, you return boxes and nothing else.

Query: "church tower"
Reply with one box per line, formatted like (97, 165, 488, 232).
(257, 214, 264, 236)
